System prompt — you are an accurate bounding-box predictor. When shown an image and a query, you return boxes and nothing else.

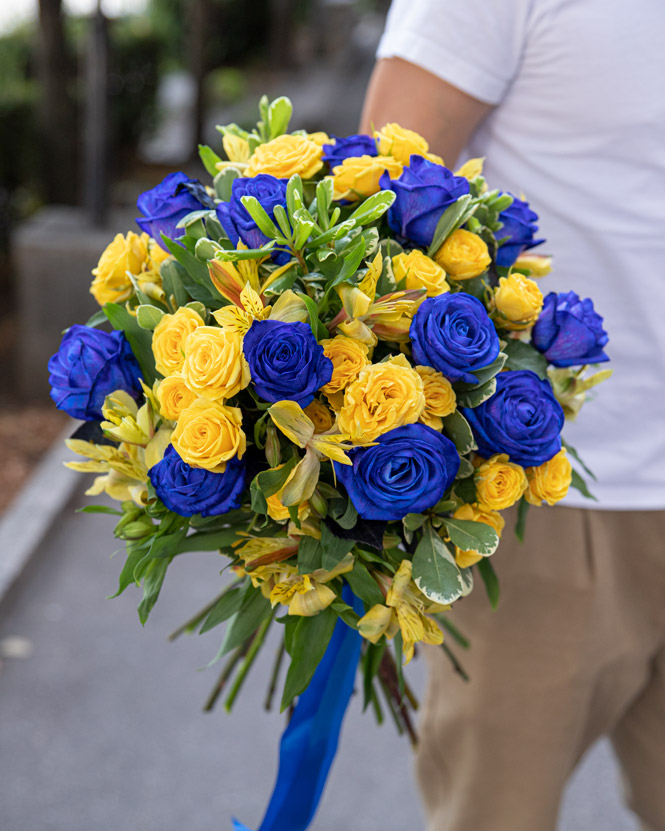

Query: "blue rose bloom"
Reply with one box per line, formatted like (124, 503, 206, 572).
(532, 291, 609, 367)
(322, 134, 378, 167)
(243, 319, 333, 407)
(495, 194, 544, 267)
(216, 174, 290, 264)
(410, 292, 501, 384)
(380, 156, 470, 248)
(136, 171, 212, 249)
(48, 324, 142, 421)
(462, 370, 564, 467)
(335, 423, 459, 521)
(148, 445, 245, 518)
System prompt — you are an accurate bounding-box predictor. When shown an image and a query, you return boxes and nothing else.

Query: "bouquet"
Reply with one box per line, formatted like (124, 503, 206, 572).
(48, 96, 611, 831)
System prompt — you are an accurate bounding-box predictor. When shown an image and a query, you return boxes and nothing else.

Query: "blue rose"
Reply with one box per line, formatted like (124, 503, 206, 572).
(322, 134, 377, 167)
(380, 156, 470, 248)
(335, 423, 459, 521)
(462, 370, 564, 467)
(532, 291, 609, 368)
(410, 292, 501, 384)
(216, 174, 290, 264)
(243, 320, 333, 407)
(136, 172, 212, 249)
(148, 445, 245, 518)
(495, 194, 544, 267)
(48, 325, 142, 421)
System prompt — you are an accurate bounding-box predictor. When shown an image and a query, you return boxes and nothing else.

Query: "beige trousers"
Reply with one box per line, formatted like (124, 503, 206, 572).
(417, 506, 665, 831)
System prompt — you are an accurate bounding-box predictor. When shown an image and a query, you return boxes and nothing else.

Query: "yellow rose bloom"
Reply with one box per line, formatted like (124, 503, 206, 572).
(156, 374, 197, 421)
(320, 336, 370, 395)
(152, 307, 204, 377)
(475, 453, 528, 511)
(181, 326, 250, 401)
(307, 131, 330, 146)
(172, 399, 245, 472)
(525, 449, 572, 506)
(452, 503, 505, 568)
(434, 229, 491, 280)
(330, 155, 403, 202)
(303, 399, 335, 433)
(415, 366, 457, 431)
(374, 123, 444, 166)
(494, 273, 544, 329)
(338, 355, 425, 442)
(90, 231, 149, 305)
(392, 250, 450, 298)
(246, 134, 323, 179)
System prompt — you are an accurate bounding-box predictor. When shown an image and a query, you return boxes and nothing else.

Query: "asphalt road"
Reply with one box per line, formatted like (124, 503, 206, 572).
(0, 484, 637, 831)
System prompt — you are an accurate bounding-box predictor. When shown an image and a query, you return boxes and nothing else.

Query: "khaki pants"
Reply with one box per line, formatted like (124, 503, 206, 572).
(417, 506, 665, 831)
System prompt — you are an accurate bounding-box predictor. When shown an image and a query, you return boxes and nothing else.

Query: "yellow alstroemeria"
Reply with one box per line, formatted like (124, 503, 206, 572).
(329, 282, 425, 344)
(212, 282, 271, 335)
(269, 553, 354, 617)
(455, 157, 485, 180)
(210, 247, 295, 309)
(233, 536, 301, 592)
(268, 289, 309, 324)
(548, 366, 613, 420)
(357, 251, 383, 301)
(512, 253, 552, 277)
(101, 390, 153, 445)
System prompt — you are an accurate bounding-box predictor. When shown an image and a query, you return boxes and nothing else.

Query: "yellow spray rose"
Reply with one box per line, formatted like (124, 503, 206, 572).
(338, 354, 425, 442)
(525, 449, 572, 506)
(90, 231, 149, 305)
(392, 250, 450, 297)
(156, 374, 197, 421)
(434, 229, 491, 280)
(494, 273, 544, 329)
(475, 453, 528, 511)
(247, 134, 323, 179)
(172, 399, 245, 472)
(151, 307, 204, 376)
(181, 326, 250, 401)
(330, 155, 403, 201)
(303, 399, 335, 433)
(415, 366, 457, 431)
(452, 503, 505, 568)
(320, 336, 370, 394)
(374, 123, 444, 166)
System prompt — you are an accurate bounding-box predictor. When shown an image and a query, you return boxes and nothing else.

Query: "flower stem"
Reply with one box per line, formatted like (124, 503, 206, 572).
(264, 639, 286, 711)
(224, 612, 274, 713)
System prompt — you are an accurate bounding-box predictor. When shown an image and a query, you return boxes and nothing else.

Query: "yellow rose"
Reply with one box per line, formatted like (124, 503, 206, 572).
(494, 273, 544, 329)
(525, 449, 572, 506)
(475, 453, 528, 511)
(415, 366, 456, 431)
(330, 155, 403, 202)
(392, 250, 450, 298)
(247, 134, 323, 179)
(303, 399, 335, 433)
(90, 231, 149, 305)
(374, 123, 444, 166)
(152, 307, 204, 376)
(156, 374, 197, 421)
(307, 131, 330, 146)
(452, 503, 505, 568)
(320, 336, 370, 394)
(434, 229, 491, 280)
(338, 355, 425, 442)
(172, 399, 245, 472)
(181, 326, 250, 401)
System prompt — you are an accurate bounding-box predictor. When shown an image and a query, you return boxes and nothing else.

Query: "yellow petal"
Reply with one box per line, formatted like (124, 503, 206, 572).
(280, 447, 320, 506)
(288, 583, 337, 617)
(268, 400, 315, 447)
(386, 559, 413, 608)
(269, 289, 309, 323)
(455, 157, 484, 179)
(261, 261, 297, 296)
(313, 552, 355, 583)
(357, 604, 394, 644)
(357, 251, 383, 300)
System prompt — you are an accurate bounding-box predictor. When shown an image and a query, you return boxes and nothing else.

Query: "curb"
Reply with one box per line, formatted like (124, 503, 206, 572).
(0, 419, 80, 606)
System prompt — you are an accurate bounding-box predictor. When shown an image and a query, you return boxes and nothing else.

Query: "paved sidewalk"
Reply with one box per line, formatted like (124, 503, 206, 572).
(0, 484, 637, 831)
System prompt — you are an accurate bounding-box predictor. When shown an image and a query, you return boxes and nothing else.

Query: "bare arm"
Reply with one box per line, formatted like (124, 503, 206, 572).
(360, 58, 493, 168)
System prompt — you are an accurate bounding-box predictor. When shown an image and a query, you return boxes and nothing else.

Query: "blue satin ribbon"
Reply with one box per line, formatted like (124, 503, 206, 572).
(233, 586, 362, 831)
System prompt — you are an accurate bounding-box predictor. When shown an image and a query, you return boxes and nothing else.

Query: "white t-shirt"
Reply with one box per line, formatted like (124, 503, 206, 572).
(377, 0, 665, 510)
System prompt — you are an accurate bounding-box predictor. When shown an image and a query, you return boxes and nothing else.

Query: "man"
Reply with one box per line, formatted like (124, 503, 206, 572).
(361, 2, 665, 829)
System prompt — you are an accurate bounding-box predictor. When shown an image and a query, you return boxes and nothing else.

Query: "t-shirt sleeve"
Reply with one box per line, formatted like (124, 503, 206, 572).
(376, 0, 534, 105)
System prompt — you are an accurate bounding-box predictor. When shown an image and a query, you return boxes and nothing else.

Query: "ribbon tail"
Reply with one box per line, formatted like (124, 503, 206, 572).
(233, 586, 362, 831)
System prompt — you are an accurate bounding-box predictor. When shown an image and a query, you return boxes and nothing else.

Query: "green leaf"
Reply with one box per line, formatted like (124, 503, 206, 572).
(257, 455, 298, 498)
(220, 585, 272, 657)
(239, 195, 282, 240)
(199, 587, 244, 634)
(477, 557, 500, 609)
(109, 540, 151, 598)
(297, 292, 329, 341)
(347, 190, 396, 226)
(514, 497, 529, 543)
(331, 600, 360, 629)
(315, 178, 333, 227)
(268, 96, 293, 139)
(562, 439, 597, 481)
(333, 498, 358, 530)
(320, 523, 355, 571)
(176, 527, 242, 553)
(137, 557, 170, 624)
(412, 522, 467, 605)
(443, 517, 500, 556)
(162, 236, 223, 306)
(362, 641, 386, 711)
(136, 304, 165, 330)
(103, 302, 158, 384)
(403, 513, 427, 531)
(160, 259, 190, 308)
(570, 468, 597, 501)
(426, 195, 476, 257)
(297, 535, 322, 574)
(455, 352, 507, 390)
(286, 175, 304, 220)
(442, 411, 477, 455)
(198, 144, 222, 177)
(503, 339, 548, 380)
(456, 456, 475, 479)
(84, 309, 108, 328)
(77, 505, 122, 515)
(213, 167, 240, 201)
(456, 377, 497, 409)
(453, 475, 477, 504)
(281, 608, 337, 711)
(250, 477, 268, 513)
(344, 561, 384, 608)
